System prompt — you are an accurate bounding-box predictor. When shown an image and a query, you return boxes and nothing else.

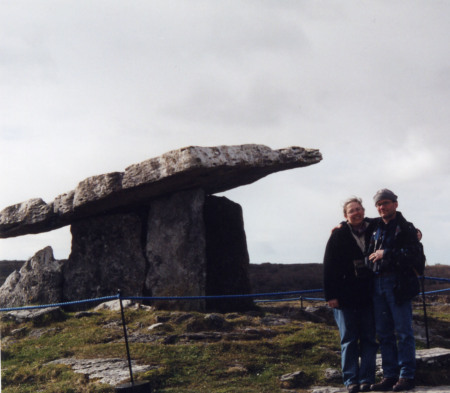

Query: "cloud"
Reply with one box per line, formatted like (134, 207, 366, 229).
(0, 1, 449, 267)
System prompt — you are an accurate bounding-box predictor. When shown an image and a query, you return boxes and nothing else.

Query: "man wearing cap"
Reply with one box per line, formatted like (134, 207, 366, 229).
(367, 189, 421, 392)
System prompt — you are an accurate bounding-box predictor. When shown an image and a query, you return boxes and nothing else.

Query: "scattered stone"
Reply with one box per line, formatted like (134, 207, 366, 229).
(225, 364, 248, 375)
(1, 306, 64, 324)
(94, 300, 133, 312)
(28, 327, 60, 339)
(10, 327, 27, 337)
(204, 313, 228, 329)
(148, 323, 164, 330)
(280, 370, 309, 389)
(261, 316, 292, 326)
(324, 368, 341, 382)
(47, 358, 156, 386)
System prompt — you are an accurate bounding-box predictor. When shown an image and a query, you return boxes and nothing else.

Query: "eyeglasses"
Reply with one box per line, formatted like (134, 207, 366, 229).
(376, 200, 394, 208)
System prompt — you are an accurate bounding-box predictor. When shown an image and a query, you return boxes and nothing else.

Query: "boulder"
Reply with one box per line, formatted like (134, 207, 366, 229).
(0, 145, 321, 238)
(0, 247, 64, 308)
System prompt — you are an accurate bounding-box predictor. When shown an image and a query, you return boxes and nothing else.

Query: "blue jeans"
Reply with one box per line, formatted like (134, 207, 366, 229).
(333, 306, 378, 387)
(373, 275, 416, 379)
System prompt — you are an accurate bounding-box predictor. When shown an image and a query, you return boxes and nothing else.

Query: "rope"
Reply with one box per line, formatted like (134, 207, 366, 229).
(1, 276, 449, 313)
(0, 295, 119, 312)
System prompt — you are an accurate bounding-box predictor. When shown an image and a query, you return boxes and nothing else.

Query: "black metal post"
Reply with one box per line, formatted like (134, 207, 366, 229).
(118, 289, 135, 386)
(420, 277, 430, 348)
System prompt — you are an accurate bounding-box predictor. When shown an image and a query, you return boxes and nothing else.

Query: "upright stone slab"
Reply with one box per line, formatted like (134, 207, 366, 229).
(63, 212, 148, 304)
(204, 196, 254, 312)
(144, 189, 207, 311)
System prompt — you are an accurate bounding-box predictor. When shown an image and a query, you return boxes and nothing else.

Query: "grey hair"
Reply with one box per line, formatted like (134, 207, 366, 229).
(343, 196, 364, 216)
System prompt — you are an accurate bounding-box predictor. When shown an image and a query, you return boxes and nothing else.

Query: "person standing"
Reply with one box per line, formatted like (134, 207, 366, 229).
(324, 197, 378, 393)
(367, 189, 421, 392)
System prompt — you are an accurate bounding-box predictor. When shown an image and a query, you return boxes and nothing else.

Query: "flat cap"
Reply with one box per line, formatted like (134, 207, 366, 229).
(373, 188, 398, 205)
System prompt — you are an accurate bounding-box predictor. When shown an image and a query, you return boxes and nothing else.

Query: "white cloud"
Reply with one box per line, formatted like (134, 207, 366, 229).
(1, 0, 449, 267)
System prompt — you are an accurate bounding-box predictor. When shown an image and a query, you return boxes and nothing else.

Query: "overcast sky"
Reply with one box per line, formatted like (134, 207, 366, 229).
(1, 1, 449, 266)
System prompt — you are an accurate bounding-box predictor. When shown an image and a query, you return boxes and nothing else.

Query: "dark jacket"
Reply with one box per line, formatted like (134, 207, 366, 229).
(366, 211, 421, 273)
(323, 222, 374, 308)
(366, 211, 422, 302)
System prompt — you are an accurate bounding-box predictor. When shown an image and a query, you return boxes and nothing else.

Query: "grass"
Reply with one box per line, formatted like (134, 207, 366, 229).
(1, 299, 450, 393)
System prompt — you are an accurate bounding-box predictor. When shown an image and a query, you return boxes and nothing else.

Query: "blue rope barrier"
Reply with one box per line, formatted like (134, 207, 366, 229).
(1, 276, 449, 313)
(0, 295, 119, 313)
(423, 276, 450, 283)
(123, 289, 324, 302)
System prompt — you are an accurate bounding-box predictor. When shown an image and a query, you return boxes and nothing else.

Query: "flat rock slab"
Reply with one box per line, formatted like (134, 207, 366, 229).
(47, 358, 156, 386)
(0, 144, 321, 238)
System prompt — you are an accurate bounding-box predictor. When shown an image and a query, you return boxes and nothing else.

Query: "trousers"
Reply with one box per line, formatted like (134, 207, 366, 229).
(333, 305, 378, 386)
(373, 275, 416, 379)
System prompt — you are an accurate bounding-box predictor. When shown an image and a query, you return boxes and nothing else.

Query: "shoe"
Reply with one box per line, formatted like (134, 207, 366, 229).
(347, 384, 359, 393)
(393, 378, 415, 391)
(370, 377, 398, 391)
(359, 383, 371, 392)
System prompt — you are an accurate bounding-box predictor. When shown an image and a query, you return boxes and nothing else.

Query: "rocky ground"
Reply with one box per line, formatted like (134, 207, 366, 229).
(2, 299, 450, 392)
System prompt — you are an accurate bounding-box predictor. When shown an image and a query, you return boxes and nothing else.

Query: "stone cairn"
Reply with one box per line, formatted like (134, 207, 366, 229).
(0, 144, 322, 311)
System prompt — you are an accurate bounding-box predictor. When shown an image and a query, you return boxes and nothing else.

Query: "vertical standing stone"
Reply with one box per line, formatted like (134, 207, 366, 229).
(144, 189, 207, 311)
(63, 213, 148, 304)
(204, 196, 254, 312)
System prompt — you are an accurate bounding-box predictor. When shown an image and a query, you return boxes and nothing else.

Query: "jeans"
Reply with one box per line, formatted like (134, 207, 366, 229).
(333, 306, 378, 386)
(373, 275, 416, 379)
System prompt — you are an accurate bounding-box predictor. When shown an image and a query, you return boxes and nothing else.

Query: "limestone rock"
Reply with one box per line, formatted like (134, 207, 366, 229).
(0, 247, 64, 308)
(204, 195, 254, 312)
(47, 358, 156, 386)
(144, 189, 207, 311)
(0, 144, 322, 238)
(63, 212, 148, 304)
(1, 306, 65, 324)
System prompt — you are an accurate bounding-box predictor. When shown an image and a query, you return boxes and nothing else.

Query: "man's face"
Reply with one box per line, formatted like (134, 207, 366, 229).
(376, 199, 398, 222)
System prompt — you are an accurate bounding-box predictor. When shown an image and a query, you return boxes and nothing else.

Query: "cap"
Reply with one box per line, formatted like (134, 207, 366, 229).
(373, 188, 398, 205)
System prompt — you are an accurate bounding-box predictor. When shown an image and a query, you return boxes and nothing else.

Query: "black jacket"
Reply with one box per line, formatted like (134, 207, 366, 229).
(366, 211, 422, 302)
(323, 223, 374, 308)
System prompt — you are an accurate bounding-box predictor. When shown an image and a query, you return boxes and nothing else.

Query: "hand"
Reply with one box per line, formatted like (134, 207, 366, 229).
(331, 224, 343, 233)
(328, 299, 339, 308)
(369, 249, 384, 262)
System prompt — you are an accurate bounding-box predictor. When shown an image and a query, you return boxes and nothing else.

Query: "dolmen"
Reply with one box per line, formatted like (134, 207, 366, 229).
(0, 144, 322, 311)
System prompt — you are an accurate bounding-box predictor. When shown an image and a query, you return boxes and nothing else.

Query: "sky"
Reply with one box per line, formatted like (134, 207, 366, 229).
(0, 1, 449, 266)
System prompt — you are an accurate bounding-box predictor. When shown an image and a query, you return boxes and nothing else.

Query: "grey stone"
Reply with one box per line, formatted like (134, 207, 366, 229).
(204, 195, 254, 312)
(63, 213, 148, 304)
(280, 370, 309, 389)
(0, 247, 64, 308)
(144, 189, 207, 311)
(324, 367, 341, 382)
(0, 144, 321, 238)
(1, 306, 64, 324)
(47, 358, 156, 386)
(94, 300, 133, 312)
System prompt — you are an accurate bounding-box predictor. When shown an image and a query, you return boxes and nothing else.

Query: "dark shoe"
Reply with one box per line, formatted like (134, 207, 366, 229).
(370, 377, 398, 391)
(393, 378, 415, 391)
(347, 384, 359, 393)
(360, 383, 371, 392)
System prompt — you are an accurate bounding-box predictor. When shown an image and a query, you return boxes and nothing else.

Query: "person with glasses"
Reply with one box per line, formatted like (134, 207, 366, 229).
(367, 189, 421, 392)
(323, 197, 378, 393)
